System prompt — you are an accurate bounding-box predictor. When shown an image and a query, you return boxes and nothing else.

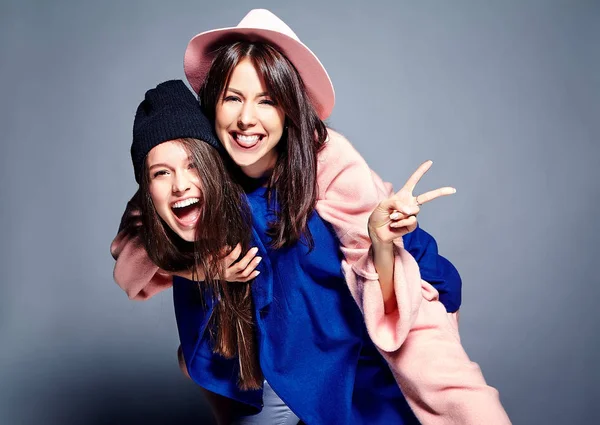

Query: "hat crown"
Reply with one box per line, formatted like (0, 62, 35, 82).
(236, 9, 299, 42)
(183, 8, 335, 119)
(131, 80, 221, 183)
(137, 80, 195, 119)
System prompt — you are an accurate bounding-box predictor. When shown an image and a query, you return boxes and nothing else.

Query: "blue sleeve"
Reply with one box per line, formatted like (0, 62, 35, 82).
(402, 224, 462, 313)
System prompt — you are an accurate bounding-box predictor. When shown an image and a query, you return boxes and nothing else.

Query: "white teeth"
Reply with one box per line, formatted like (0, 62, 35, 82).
(172, 198, 200, 209)
(236, 134, 260, 143)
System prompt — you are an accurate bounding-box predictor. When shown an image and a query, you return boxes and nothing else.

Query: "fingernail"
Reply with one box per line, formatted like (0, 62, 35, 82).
(390, 212, 400, 220)
(255, 257, 262, 264)
(251, 247, 259, 254)
(255, 271, 261, 275)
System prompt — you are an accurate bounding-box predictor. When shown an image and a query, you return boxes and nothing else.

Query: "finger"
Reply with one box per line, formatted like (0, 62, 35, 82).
(389, 215, 418, 229)
(233, 247, 259, 271)
(238, 256, 262, 278)
(223, 243, 242, 267)
(240, 270, 261, 282)
(389, 210, 401, 220)
(389, 209, 415, 221)
(402, 160, 433, 193)
(377, 197, 401, 215)
(390, 199, 420, 218)
(416, 186, 456, 205)
(229, 267, 261, 282)
(405, 220, 418, 234)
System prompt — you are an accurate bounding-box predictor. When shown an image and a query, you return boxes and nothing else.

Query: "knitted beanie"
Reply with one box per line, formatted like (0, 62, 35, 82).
(131, 79, 221, 183)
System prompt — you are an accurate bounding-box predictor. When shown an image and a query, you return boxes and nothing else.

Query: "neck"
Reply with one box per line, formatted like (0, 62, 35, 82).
(241, 153, 278, 183)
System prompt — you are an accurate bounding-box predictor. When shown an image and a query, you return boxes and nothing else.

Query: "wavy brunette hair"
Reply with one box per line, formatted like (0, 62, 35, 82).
(121, 138, 262, 390)
(199, 41, 328, 249)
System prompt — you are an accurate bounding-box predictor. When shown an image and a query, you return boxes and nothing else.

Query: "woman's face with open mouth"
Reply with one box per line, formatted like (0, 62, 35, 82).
(147, 140, 202, 242)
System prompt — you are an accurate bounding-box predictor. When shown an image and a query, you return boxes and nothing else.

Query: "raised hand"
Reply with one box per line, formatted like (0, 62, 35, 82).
(368, 160, 456, 245)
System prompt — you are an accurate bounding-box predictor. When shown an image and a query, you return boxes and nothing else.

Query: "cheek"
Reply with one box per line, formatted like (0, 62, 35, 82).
(148, 182, 169, 215)
(215, 104, 232, 131)
(190, 174, 202, 189)
(266, 110, 285, 135)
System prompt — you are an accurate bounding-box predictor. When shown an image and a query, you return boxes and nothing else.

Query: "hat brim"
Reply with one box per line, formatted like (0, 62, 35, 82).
(184, 27, 335, 120)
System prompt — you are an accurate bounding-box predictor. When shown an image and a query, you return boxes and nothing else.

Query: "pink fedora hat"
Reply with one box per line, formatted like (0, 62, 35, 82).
(183, 9, 335, 120)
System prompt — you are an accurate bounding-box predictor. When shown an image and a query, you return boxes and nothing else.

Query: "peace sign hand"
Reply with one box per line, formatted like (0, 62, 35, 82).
(367, 161, 456, 245)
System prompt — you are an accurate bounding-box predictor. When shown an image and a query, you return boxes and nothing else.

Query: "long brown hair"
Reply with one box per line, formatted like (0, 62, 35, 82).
(126, 138, 262, 390)
(200, 41, 328, 250)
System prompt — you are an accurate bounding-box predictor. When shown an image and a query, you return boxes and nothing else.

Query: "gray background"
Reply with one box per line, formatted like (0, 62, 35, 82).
(1, 0, 598, 424)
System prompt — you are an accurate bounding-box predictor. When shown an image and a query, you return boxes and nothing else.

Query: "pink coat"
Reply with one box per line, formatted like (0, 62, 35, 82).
(111, 129, 511, 424)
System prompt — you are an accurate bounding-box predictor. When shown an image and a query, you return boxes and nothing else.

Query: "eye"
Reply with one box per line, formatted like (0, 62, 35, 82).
(152, 170, 169, 178)
(259, 98, 276, 106)
(224, 95, 241, 102)
(187, 162, 197, 170)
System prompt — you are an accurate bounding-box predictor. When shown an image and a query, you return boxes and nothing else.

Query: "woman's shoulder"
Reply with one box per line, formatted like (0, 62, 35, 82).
(321, 128, 356, 154)
(316, 128, 377, 198)
(318, 128, 365, 169)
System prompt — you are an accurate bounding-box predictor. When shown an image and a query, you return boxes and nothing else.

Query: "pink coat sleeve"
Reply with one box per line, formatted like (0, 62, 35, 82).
(110, 230, 173, 300)
(315, 129, 423, 352)
(390, 291, 512, 424)
(315, 129, 511, 424)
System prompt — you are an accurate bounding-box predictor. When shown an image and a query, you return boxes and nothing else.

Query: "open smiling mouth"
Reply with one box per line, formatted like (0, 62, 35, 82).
(171, 198, 201, 226)
(231, 132, 263, 149)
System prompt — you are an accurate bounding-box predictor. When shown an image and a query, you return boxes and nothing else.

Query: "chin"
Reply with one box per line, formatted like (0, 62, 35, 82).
(231, 155, 257, 169)
(180, 233, 196, 242)
(173, 228, 196, 242)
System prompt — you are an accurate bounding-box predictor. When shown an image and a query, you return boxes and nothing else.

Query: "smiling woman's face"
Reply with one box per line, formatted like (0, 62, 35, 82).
(214, 58, 286, 179)
(146, 140, 202, 242)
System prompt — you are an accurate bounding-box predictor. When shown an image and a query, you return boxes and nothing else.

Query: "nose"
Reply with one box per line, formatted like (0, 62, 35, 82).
(172, 172, 191, 194)
(238, 101, 257, 129)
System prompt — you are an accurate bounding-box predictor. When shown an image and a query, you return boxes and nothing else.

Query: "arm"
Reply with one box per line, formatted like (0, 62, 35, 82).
(110, 193, 174, 300)
(111, 233, 173, 300)
(359, 166, 462, 314)
(315, 129, 423, 352)
(111, 232, 260, 300)
(367, 159, 458, 315)
(316, 132, 510, 424)
(366, 168, 462, 314)
(110, 193, 260, 300)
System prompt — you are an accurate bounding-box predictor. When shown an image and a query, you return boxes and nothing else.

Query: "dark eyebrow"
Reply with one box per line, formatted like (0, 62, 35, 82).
(148, 157, 192, 170)
(226, 87, 270, 97)
(148, 163, 171, 170)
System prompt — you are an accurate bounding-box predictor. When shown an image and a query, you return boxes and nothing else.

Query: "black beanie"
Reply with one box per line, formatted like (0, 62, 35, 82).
(131, 80, 221, 183)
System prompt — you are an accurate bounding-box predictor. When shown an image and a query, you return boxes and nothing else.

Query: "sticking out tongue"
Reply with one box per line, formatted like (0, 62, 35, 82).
(235, 133, 261, 149)
(173, 204, 200, 225)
